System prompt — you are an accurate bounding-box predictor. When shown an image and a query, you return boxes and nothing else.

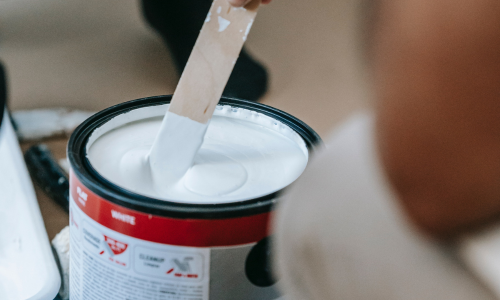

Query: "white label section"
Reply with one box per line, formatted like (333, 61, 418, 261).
(69, 195, 210, 300)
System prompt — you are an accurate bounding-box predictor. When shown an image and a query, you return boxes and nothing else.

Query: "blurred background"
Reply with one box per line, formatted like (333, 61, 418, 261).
(0, 0, 372, 240)
(0, 0, 371, 138)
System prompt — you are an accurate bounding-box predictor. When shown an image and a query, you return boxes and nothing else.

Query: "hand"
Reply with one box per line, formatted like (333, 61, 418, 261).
(228, 0, 272, 8)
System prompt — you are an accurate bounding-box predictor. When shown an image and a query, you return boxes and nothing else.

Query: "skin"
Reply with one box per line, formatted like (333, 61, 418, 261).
(373, 0, 500, 238)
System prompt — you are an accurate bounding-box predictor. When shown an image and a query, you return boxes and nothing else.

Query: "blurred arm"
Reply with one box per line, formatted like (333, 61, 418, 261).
(374, 0, 500, 237)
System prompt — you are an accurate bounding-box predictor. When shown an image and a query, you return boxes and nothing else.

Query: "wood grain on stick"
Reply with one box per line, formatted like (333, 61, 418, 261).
(168, 0, 261, 124)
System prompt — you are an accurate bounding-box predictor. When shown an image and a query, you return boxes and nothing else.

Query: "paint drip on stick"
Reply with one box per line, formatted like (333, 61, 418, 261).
(88, 0, 277, 204)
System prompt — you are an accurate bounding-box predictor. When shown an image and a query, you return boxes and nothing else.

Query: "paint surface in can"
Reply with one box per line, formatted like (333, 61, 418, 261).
(86, 104, 309, 204)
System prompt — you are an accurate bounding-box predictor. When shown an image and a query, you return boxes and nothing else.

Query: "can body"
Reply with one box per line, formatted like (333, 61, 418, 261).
(68, 95, 321, 300)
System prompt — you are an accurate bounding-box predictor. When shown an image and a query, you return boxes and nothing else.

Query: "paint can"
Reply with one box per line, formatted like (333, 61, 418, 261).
(68, 95, 321, 300)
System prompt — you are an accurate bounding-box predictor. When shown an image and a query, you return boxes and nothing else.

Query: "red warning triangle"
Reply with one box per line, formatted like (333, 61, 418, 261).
(104, 235, 128, 255)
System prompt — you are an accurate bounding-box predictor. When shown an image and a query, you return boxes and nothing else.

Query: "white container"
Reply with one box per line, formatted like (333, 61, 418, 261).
(0, 111, 61, 300)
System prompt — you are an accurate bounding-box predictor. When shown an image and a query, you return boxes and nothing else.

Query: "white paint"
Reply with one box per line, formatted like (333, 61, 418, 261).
(87, 104, 309, 204)
(205, 11, 211, 23)
(218, 16, 231, 32)
(52, 226, 70, 300)
(243, 19, 254, 41)
(217, 6, 222, 14)
(148, 111, 208, 194)
(12, 108, 94, 141)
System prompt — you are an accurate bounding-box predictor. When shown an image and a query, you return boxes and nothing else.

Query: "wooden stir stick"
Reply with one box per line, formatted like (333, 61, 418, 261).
(168, 0, 261, 124)
(148, 0, 261, 188)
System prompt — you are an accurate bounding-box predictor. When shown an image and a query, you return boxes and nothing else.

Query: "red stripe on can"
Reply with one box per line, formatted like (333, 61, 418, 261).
(70, 172, 271, 247)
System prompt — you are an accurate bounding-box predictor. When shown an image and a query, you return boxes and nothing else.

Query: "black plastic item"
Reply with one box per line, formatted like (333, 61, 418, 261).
(140, 0, 269, 102)
(68, 95, 322, 220)
(25, 144, 70, 212)
(245, 237, 277, 287)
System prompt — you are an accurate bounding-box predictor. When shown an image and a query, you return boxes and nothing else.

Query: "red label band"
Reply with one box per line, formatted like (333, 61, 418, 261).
(70, 172, 271, 247)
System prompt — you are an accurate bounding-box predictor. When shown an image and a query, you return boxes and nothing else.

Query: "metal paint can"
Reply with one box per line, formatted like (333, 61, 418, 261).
(68, 95, 321, 300)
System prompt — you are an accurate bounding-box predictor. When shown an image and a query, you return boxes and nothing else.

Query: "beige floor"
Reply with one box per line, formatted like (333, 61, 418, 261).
(4, 0, 373, 238)
(0, 0, 371, 138)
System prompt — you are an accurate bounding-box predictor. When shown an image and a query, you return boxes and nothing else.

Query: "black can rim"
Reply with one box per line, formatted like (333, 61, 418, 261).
(68, 95, 322, 219)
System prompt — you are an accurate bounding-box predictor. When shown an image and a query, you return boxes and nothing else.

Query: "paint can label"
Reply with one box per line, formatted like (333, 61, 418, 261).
(70, 195, 211, 300)
(68, 173, 270, 300)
